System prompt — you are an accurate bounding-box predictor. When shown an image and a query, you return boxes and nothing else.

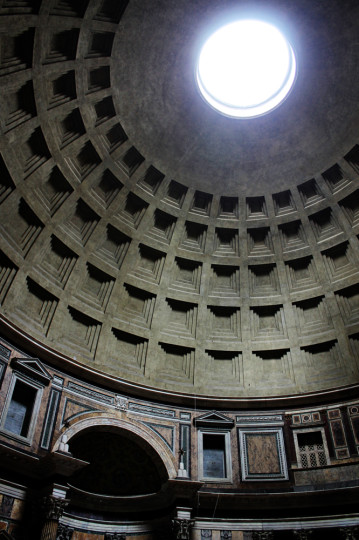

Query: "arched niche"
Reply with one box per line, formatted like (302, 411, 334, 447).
(52, 416, 178, 492)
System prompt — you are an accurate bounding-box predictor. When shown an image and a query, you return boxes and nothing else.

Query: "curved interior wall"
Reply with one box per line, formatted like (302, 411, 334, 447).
(0, 0, 359, 400)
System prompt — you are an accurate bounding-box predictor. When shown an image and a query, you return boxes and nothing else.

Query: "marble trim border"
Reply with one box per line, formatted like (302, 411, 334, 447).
(238, 427, 288, 481)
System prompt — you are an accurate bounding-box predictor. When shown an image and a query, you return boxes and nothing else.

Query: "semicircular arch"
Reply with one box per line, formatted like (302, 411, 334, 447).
(52, 415, 177, 480)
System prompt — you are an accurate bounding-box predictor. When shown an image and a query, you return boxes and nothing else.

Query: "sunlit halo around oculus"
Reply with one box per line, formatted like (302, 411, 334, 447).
(196, 19, 297, 118)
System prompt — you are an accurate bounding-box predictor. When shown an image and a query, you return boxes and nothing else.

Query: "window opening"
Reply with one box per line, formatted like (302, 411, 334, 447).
(297, 431, 327, 468)
(4, 380, 37, 438)
(196, 19, 296, 118)
(203, 433, 226, 478)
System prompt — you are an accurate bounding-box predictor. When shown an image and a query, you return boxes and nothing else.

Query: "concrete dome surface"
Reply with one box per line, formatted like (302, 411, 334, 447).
(0, 0, 359, 403)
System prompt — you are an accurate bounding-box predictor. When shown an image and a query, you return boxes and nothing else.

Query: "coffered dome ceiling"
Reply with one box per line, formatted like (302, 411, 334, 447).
(0, 0, 359, 403)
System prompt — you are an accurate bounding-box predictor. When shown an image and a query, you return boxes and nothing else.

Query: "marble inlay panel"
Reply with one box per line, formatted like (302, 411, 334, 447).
(238, 428, 288, 481)
(247, 433, 281, 475)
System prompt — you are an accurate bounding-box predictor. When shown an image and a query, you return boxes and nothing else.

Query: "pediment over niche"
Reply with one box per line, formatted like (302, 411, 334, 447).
(11, 357, 52, 385)
(193, 411, 234, 428)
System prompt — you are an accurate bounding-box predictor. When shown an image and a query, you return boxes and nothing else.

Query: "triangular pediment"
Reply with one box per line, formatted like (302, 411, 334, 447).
(194, 410, 234, 428)
(12, 357, 52, 385)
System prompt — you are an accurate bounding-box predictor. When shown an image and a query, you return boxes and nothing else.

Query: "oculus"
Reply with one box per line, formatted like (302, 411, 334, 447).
(196, 19, 296, 118)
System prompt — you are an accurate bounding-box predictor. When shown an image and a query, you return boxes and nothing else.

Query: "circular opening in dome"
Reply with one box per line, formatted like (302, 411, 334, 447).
(196, 19, 297, 118)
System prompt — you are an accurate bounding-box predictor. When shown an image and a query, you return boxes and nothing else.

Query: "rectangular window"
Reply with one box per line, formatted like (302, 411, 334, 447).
(1, 374, 43, 444)
(198, 429, 232, 482)
(297, 431, 327, 468)
(4, 380, 37, 437)
(203, 434, 226, 478)
(293, 428, 330, 469)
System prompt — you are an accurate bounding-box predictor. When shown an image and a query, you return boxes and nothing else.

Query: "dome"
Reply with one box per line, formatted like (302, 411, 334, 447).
(0, 0, 359, 406)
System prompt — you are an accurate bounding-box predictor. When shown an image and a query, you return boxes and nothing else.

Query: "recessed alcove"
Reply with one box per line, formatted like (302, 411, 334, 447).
(69, 430, 162, 496)
(207, 306, 241, 341)
(180, 221, 207, 253)
(0, 28, 34, 75)
(110, 327, 148, 375)
(293, 296, 334, 337)
(309, 208, 343, 243)
(86, 31, 115, 59)
(129, 244, 166, 285)
(300, 340, 346, 386)
(339, 189, 359, 227)
(64, 306, 102, 357)
(0, 251, 18, 305)
(66, 141, 101, 181)
(209, 265, 240, 297)
(218, 196, 239, 219)
(117, 146, 144, 177)
(57, 108, 86, 148)
(3, 79, 37, 131)
(60, 199, 99, 246)
(247, 227, 274, 256)
(87, 66, 111, 93)
(190, 190, 212, 217)
(0, 197, 44, 256)
(344, 144, 359, 174)
(115, 192, 148, 229)
(334, 284, 359, 326)
(90, 169, 123, 209)
(285, 256, 320, 292)
(158, 342, 195, 384)
(272, 190, 296, 215)
(116, 283, 156, 329)
(169, 257, 202, 295)
(0, 155, 16, 205)
(250, 305, 287, 342)
(322, 163, 351, 194)
(163, 180, 187, 208)
(94, 224, 131, 268)
(50, 0, 88, 17)
(297, 179, 324, 207)
(162, 298, 198, 339)
(249, 263, 281, 297)
(36, 165, 73, 216)
(13, 277, 58, 336)
(213, 227, 240, 257)
(20, 127, 51, 177)
(48, 71, 77, 108)
(246, 196, 267, 219)
(146, 209, 177, 244)
(94, 96, 116, 126)
(103, 123, 128, 153)
(76, 263, 115, 311)
(0, 0, 41, 14)
(37, 235, 78, 288)
(137, 166, 164, 196)
(321, 241, 359, 282)
(252, 349, 294, 388)
(43, 28, 80, 63)
(205, 350, 243, 389)
(94, 0, 129, 23)
(278, 220, 308, 252)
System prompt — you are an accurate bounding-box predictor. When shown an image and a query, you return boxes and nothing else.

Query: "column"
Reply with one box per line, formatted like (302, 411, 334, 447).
(40, 486, 70, 540)
(172, 507, 194, 540)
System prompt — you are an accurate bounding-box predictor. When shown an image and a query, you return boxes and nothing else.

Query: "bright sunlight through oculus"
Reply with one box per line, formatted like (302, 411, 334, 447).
(196, 19, 296, 118)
